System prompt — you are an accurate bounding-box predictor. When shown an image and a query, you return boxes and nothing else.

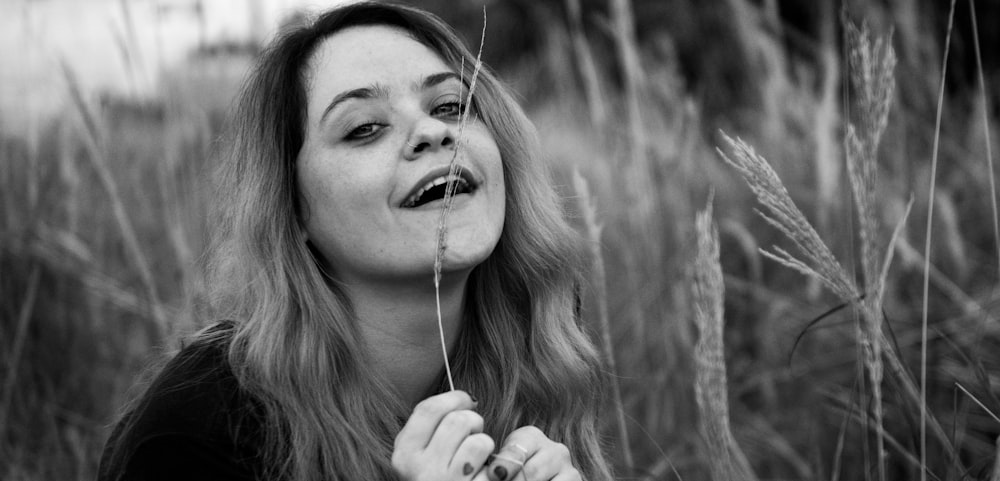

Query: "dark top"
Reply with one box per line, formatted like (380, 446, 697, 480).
(97, 325, 270, 481)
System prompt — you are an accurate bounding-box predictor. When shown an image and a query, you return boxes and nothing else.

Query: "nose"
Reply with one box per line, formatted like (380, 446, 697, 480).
(403, 116, 455, 161)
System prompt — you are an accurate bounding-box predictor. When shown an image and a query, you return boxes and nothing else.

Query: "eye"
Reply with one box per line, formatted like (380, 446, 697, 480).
(431, 100, 467, 120)
(345, 122, 385, 141)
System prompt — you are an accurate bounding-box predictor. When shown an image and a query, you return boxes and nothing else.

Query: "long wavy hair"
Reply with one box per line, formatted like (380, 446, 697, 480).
(203, 2, 613, 480)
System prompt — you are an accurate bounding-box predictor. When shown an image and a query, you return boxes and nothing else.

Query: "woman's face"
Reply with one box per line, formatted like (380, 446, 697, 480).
(296, 25, 505, 287)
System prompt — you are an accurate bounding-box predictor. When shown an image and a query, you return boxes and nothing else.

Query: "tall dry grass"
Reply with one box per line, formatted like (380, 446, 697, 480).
(0, 57, 220, 480)
(573, 170, 634, 471)
(921, 2, 959, 477)
(559, 0, 999, 479)
(692, 196, 758, 481)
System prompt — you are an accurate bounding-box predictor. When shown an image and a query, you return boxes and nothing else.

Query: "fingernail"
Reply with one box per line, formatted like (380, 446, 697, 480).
(463, 463, 473, 475)
(493, 466, 508, 481)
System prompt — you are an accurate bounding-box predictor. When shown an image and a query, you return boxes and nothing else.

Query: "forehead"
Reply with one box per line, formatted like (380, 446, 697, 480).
(304, 26, 452, 103)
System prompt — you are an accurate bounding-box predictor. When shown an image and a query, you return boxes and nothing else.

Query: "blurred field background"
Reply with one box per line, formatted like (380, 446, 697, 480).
(2, 0, 999, 479)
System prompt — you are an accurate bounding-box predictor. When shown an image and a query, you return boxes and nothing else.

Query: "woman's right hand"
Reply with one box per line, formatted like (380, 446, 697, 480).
(392, 390, 496, 480)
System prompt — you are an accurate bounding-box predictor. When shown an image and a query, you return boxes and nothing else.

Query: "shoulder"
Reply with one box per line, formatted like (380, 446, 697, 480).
(98, 322, 266, 481)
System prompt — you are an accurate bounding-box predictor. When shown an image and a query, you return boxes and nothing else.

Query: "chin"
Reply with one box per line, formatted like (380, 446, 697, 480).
(438, 236, 499, 273)
(439, 249, 492, 273)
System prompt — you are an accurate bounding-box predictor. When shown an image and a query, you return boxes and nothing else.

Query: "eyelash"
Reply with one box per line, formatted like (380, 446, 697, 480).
(431, 100, 467, 119)
(345, 122, 384, 141)
(342, 98, 474, 142)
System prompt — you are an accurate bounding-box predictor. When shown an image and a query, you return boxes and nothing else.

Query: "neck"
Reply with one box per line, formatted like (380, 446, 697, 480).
(345, 271, 470, 407)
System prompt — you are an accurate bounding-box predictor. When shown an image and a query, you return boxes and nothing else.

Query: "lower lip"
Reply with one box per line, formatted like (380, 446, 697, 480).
(402, 192, 475, 211)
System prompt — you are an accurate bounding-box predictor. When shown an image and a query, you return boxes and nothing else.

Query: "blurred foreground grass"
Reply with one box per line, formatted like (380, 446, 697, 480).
(2, 0, 999, 480)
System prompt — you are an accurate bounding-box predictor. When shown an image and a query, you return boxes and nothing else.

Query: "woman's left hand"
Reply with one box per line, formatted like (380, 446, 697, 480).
(484, 426, 581, 481)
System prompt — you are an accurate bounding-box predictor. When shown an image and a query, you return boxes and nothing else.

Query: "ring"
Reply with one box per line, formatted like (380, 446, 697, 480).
(405, 141, 418, 148)
(490, 454, 524, 467)
(509, 443, 529, 459)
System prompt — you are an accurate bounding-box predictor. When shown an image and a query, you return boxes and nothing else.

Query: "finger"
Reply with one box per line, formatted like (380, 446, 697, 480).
(518, 442, 571, 481)
(449, 432, 495, 478)
(487, 426, 544, 481)
(499, 427, 572, 481)
(395, 390, 477, 451)
(499, 426, 544, 462)
(486, 454, 521, 481)
(424, 409, 485, 461)
(486, 442, 532, 481)
(472, 467, 493, 481)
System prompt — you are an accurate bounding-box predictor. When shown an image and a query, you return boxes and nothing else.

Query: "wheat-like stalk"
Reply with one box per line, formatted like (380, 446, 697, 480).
(572, 170, 634, 472)
(844, 22, 896, 481)
(845, 21, 895, 297)
(433, 7, 487, 392)
(719, 23, 906, 478)
(692, 195, 759, 481)
(717, 134, 857, 302)
(565, 0, 607, 127)
(608, 0, 646, 167)
(813, 0, 841, 233)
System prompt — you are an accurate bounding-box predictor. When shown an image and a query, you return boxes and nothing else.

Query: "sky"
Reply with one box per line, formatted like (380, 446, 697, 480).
(0, 0, 351, 134)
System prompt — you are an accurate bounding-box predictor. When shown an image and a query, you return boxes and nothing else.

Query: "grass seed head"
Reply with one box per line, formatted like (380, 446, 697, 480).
(718, 133, 856, 301)
(692, 196, 759, 481)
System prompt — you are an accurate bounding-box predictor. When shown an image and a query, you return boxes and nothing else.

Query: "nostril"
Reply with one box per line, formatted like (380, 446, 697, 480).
(441, 137, 454, 147)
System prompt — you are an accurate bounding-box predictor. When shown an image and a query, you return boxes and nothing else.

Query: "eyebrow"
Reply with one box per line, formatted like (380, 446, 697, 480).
(319, 71, 464, 123)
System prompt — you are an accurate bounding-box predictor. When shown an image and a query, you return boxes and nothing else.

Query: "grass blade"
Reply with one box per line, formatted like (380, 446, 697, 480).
(921, 2, 957, 478)
(967, 0, 999, 282)
(564, 0, 607, 127)
(59, 59, 166, 336)
(954, 383, 1000, 425)
(877, 197, 913, 304)
(992, 435, 1000, 481)
(0, 266, 41, 434)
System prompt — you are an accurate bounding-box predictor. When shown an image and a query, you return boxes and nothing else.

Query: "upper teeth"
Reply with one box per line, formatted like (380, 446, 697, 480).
(402, 174, 469, 207)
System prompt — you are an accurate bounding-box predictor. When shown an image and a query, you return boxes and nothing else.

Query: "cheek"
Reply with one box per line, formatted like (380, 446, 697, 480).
(297, 156, 356, 244)
(299, 160, 336, 217)
(488, 151, 506, 211)
(296, 150, 398, 256)
(299, 153, 377, 212)
(473, 128, 504, 188)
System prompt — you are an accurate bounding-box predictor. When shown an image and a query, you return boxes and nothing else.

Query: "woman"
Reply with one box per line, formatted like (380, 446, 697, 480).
(98, 2, 613, 480)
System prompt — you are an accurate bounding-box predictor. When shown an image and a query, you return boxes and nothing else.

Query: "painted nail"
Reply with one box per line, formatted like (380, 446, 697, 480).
(463, 463, 474, 476)
(493, 466, 508, 481)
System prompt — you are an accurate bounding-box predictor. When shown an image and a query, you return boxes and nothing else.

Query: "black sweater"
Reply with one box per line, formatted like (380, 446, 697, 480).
(98, 328, 269, 481)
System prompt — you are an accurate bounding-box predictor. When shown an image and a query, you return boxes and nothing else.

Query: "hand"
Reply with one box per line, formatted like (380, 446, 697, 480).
(392, 390, 496, 481)
(485, 426, 580, 481)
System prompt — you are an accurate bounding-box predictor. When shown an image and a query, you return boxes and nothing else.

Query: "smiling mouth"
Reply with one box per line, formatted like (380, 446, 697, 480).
(401, 169, 478, 208)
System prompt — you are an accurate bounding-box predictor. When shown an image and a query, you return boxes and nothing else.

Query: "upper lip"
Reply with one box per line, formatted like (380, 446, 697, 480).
(399, 164, 479, 208)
